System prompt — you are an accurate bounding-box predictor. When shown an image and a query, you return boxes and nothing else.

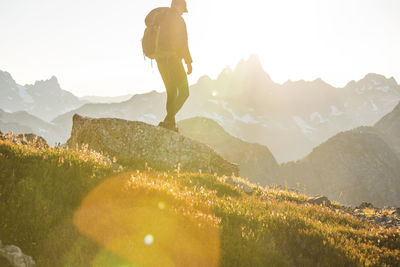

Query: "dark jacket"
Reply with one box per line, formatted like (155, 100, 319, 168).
(146, 7, 192, 64)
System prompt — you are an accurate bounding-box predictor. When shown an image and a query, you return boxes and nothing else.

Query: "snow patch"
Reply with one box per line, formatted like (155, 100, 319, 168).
(221, 101, 258, 124)
(293, 116, 315, 135)
(372, 79, 381, 86)
(138, 113, 158, 123)
(331, 106, 344, 116)
(370, 99, 379, 112)
(39, 128, 48, 133)
(143, 113, 157, 120)
(355, 85, 366, 95)
(375, 86, 390, 93)
(17, 85, 34, 103)
(309, 112, 328, 123)
(201, 112, 226, 126)
(235, 113, 258, 124)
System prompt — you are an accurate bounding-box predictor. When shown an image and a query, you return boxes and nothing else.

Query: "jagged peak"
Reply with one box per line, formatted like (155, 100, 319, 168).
(196, 75, 213, 86)
(234, 54, 266, 74)
(358, 73, 394, 85)
(26, 75, 61, 90)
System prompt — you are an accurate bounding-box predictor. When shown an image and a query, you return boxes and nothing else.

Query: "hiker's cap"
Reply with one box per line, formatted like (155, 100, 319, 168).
(171, 0, 188, 13)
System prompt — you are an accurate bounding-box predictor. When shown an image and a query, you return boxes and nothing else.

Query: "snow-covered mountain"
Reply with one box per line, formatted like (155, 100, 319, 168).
(180, 56, 400, 162)
(0, 71, 86, 121)
(3, 57, 400, 162)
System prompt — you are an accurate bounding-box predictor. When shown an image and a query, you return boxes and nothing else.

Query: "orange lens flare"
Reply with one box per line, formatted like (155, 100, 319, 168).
(73, 174, 220, 267)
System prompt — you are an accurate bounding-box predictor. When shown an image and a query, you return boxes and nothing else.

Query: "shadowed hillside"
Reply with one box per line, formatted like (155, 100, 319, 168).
(177, 116, 400, 207)
(374, 102, 400, 157)
(178, 117, 280, 185)
(280, 127, 400, 207)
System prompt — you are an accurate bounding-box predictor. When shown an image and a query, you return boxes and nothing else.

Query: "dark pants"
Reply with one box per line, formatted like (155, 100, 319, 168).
(156, 56, 189, 124)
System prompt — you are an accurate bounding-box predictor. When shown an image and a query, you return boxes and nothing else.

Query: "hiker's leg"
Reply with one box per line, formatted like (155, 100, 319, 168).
(157, 58, 177, 123)
(174, 60, 189, 116)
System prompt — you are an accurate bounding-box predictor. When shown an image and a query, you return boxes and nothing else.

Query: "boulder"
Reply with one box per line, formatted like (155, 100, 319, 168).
(66, 115, 239, 176)
(307, 195, 331, 206)
(0, 241, 35, 267)
(356, 202, 374, 209)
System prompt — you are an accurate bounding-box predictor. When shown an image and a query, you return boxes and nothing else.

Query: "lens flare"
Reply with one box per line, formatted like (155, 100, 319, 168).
(144, 234, 154, 246)
(73, 173, 220, 267)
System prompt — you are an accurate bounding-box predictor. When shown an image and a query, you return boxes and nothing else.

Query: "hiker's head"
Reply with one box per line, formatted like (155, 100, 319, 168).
(171, 0, 188, 14)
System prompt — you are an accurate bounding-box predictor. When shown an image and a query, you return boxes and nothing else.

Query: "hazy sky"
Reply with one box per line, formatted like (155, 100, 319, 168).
(1, 0, 399, 97)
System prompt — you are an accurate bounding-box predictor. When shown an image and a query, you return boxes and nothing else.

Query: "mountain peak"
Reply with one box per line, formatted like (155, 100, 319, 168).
(234, 54, 266, 75)
(0, 70, 17, 86)
(363, 73, 389, 83)
(26, 76, 62, 92)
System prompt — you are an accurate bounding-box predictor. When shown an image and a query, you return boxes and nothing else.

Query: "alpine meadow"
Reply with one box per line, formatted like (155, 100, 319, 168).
(1, 0, 400, 266)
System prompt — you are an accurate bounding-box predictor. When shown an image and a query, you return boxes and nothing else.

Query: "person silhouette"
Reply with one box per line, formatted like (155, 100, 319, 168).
(153, 0, 192, 132)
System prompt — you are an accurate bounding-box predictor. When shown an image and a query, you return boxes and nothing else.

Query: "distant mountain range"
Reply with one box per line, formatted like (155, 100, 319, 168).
(1, 55, 400, 162)
(179, 103, 400, 207)
(1, 59, 400, 206)
(0, 71, 87, 121)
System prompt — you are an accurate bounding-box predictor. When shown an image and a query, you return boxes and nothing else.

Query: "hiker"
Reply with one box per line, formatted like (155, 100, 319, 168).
(142, 0, 192, 132)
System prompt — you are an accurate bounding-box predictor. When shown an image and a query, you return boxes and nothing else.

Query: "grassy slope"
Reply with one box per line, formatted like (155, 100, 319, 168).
(0, 140, 399, 266)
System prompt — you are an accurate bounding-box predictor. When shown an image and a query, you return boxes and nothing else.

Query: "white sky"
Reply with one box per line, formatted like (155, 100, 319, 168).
(0, 0, 399, 97)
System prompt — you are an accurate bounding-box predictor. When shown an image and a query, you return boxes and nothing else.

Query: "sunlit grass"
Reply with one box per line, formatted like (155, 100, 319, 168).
(0, 140, 399, 266)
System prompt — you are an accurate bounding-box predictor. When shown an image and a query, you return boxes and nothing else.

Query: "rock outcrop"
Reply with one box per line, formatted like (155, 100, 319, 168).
(307, 195, 331, 207)
(66, 115, 238, 175)
(0, 132, 49, 149)
(178, 117, 279, 185)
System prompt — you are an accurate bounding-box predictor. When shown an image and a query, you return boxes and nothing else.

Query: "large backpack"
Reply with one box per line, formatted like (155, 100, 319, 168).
(142, 7, 169, 60)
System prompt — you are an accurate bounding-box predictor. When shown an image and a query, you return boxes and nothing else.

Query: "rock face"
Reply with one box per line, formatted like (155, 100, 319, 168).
(178, 117, 279, 185)
(280, 128, 400, 207)
(66, 115, 238, 175)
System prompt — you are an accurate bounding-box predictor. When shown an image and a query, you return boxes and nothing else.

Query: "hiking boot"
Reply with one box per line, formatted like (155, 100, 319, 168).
(158, 121, 179, 133)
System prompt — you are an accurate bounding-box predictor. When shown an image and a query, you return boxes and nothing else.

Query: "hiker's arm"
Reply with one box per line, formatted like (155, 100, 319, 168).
(180, 18, 192, 66)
